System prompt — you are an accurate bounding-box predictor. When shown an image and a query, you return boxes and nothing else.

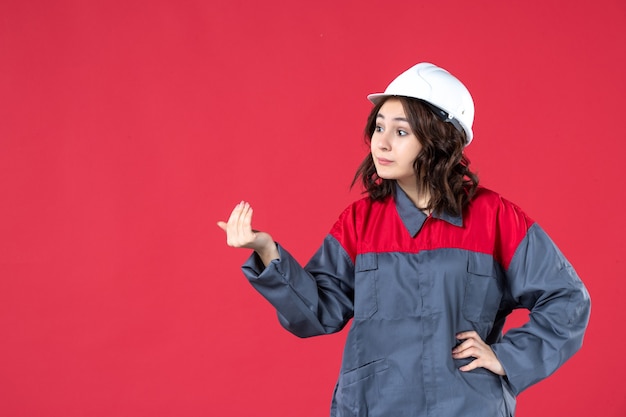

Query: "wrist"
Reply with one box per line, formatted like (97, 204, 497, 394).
(255, 242, 276, 258)
(255, 240, 279, 266)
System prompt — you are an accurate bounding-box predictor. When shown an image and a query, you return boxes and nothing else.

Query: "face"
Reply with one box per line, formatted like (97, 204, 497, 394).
(371, 98, 422, 186)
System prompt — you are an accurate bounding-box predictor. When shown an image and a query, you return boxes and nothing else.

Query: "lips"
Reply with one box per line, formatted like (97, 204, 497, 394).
(376, 157, 393, 166)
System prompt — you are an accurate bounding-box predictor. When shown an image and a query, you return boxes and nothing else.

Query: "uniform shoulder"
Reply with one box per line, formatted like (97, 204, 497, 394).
(469, 186, 535, 235)
(330, 195, 391, 256)
(472, 186, 506, 205)
(469, 187, 536, 269)
(337, 195, 389, 219)
(327, 196, 371, 262)
(471, 186, 530, 218)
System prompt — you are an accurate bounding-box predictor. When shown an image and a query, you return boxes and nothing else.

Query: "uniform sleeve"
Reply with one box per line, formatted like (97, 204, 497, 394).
(491, 223, 591, 395)
(241, 234, 355, 338)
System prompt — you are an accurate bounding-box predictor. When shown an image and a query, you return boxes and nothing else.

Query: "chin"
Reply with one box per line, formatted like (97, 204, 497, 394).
(375, 169, 395, 180)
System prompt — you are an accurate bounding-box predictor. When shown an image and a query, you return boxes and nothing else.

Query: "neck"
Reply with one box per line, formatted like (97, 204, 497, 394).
(397, 180, 431, 213)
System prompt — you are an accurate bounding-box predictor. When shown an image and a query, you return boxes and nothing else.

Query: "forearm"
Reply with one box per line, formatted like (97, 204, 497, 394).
(255, 241, 280, 267)
(243, 238, 355, 337)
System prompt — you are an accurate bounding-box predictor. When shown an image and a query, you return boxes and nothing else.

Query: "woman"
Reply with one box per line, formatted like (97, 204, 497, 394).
(217, 63, 590, 417)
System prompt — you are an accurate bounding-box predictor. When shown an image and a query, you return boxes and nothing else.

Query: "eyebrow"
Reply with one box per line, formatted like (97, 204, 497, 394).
(376, 113, 409, 122)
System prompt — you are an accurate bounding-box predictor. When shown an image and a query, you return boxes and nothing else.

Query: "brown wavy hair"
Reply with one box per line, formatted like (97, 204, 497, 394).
(352, 96, 479, 217)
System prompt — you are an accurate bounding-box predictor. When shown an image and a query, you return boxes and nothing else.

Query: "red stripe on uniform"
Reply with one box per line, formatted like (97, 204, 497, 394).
(330, 188, 534, 270)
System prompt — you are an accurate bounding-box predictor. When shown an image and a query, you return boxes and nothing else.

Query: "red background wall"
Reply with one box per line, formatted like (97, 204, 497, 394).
(1, 1, 624, 416)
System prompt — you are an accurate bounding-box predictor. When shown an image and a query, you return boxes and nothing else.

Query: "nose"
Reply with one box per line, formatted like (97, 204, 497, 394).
(374, 131, 390, 151)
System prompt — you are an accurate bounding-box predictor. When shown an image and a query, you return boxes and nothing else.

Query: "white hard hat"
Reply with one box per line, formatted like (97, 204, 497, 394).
(368, 62, 475, 145)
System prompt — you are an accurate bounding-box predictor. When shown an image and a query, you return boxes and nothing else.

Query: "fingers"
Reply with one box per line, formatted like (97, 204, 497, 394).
(218, 201, 277, 257)
(229, 201, 252, 246)
(226, 201, 246, 230)
(451, 331, 482, 363)
(238, 202, 253, 237)
(455, 330, 479, 341)
(452, 331, 484, 362)
(451, 331, 506, 376)
(218, 201, 258, 249)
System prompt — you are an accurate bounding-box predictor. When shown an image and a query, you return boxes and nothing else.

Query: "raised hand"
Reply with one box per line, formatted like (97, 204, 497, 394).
(217, 201, 279, 266)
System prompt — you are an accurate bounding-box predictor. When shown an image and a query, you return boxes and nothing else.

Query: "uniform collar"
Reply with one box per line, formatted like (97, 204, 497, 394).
(394, 183, 463, 237)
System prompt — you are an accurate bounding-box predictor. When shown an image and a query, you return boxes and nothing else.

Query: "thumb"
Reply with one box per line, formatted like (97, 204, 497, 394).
(216, 221, 227, 231)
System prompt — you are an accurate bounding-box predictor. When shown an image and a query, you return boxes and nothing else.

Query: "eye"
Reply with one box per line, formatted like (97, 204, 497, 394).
(397, 129, 408, 136)
(374, 125, 384, 133)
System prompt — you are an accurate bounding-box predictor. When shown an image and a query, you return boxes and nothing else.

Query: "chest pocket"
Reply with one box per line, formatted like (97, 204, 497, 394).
(462, 253, 502, 324)
(354, 253, 378, 319)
